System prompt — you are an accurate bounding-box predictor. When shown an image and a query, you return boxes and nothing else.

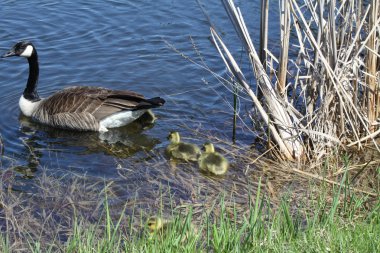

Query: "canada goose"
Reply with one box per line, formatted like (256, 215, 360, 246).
(165, 131, 201, 162)
(2, 41, 165, 132)
(198, 143, 228, 175)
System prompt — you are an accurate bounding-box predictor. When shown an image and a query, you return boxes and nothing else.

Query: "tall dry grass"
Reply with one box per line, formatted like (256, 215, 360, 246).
(210, 0, 380, 161)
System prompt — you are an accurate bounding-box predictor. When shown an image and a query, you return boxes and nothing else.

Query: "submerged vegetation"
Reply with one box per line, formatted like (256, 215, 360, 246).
(0, 166, 379, 252)
(0, 133, 379, 251)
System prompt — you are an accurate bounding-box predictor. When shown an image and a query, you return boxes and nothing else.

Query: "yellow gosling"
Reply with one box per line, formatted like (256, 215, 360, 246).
(165, 131, 201, 162)
(147, 215, 197, 241)
(198, 143, 228, 175)
(147, 216, 164, 232)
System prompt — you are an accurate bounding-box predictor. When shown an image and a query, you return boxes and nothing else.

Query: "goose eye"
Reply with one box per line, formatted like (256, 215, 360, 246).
(14, 44, 25, 53)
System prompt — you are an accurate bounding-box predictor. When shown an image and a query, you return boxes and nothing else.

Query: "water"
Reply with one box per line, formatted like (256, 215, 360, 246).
(0, 1, 280, 191)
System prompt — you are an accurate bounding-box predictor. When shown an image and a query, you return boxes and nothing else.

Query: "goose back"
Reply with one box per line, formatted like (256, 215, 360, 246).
(32, 86, 163, 131)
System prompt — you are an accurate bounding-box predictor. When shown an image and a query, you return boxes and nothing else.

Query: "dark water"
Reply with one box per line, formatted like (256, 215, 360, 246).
(0, 1, 280, 185)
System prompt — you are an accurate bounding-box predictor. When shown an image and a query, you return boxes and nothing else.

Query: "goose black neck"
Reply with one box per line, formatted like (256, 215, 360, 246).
(24, 50, 40, 101)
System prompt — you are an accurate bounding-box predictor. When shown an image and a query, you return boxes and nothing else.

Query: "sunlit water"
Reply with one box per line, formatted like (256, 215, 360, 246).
(0, 1, 280, 197)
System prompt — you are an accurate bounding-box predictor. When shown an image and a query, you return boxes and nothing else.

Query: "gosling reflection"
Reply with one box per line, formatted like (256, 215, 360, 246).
(18, 110, 161, 159)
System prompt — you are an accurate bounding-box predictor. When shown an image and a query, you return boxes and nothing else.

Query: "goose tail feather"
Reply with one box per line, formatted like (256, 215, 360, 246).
(135, 97, 165, 110)
(146, 97, 165, 106)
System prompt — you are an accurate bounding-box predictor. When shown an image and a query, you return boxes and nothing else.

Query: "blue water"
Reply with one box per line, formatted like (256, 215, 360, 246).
(0, 1, 280, 182)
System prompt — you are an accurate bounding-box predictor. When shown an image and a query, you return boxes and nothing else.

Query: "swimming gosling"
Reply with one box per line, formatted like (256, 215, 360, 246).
(198, 143, 228, 175)
(165, 131, 201, 162)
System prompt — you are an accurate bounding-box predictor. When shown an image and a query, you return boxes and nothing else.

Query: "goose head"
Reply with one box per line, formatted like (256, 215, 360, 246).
(2, 41, 41, 110)
(167, 131, 181, 143)
(2, 41, 36, 58)
(203, 142, 215, 153)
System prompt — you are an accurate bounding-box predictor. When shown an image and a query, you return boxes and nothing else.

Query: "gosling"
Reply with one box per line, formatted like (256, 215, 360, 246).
(147, 216, 165, 232)
(147, 216, 171, 239)
(147, 216, 196, 241)
(165, 131, 201, 162)
(198, 143, 229, 175)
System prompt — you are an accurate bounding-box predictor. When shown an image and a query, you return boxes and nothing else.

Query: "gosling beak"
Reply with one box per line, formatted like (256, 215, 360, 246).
(2, 50, 17, 58)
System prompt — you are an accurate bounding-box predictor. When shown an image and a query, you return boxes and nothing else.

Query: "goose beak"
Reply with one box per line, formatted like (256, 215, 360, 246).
(2, 50, 16, 58)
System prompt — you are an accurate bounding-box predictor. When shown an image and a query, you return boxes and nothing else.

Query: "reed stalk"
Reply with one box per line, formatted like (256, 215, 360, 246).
(259, 0, 269, 99)
(306, 0, 324, 119)
(214, 22, 306, 159)
(220, 0, 305, 159)
(232, 80, 237, 142)
(211, 27, 298, 160)
(366, 0, 379, 132)
(259, 0, 269, 70)
(278, 0, 290, 95)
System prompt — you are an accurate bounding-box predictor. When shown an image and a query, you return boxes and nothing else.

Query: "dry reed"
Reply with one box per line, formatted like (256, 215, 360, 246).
(209, 0, 380, 161)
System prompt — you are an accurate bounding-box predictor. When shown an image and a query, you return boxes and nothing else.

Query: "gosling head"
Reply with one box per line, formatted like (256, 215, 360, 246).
(167, 131, 180, 143)
(203, 142, 215, 153)
(147, 216, 163, 231)
(2, 41, 36, 58)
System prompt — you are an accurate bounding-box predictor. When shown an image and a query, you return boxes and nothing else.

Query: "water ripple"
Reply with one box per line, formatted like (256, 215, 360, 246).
(0, 0, 268, 180)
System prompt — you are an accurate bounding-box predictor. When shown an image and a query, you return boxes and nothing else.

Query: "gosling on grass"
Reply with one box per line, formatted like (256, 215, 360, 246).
(147, 216, 165, 232)
(198, 143, 229, 175)
(147, 216, 196, 241)
(147, 216, 171, 238)
(165, 131, 201, 162)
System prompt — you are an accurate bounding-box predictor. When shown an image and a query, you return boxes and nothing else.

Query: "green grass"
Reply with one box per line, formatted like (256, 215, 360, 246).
(4, 180, 378, 253)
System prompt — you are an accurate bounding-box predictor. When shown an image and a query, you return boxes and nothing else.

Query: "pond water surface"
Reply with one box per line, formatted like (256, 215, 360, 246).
(0, 0, 280, 198)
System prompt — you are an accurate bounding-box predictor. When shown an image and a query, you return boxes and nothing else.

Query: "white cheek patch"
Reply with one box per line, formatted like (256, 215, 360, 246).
(20, 45, 34, 58)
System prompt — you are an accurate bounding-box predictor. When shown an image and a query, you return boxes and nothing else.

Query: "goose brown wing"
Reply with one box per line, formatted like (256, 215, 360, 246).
(35, 86, 164, 124)
(41, 86, 144, 111)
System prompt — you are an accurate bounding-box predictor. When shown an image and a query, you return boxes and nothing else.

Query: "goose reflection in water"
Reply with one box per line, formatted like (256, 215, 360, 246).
(17, 110, 161, 161)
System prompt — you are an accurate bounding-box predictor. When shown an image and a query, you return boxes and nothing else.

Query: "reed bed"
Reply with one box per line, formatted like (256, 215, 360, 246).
(208, 0, 380, 161)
